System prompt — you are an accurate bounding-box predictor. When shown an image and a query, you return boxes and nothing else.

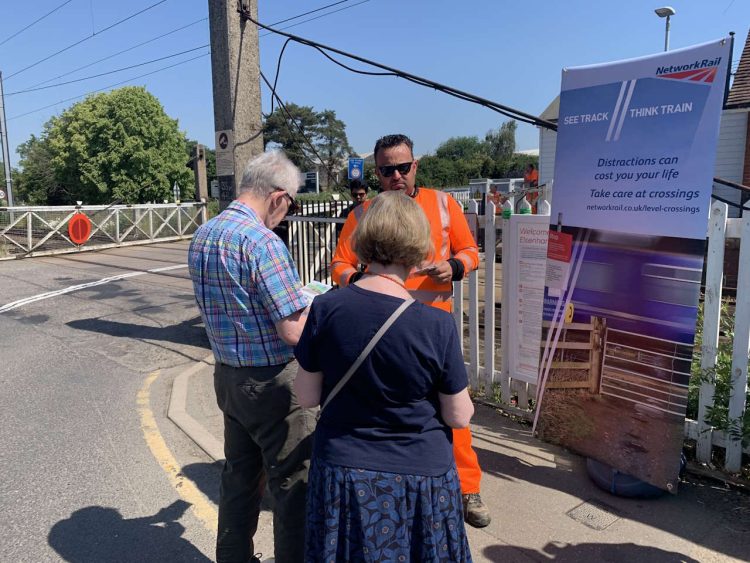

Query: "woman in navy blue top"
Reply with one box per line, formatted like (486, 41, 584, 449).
(294, 192, 474, 562)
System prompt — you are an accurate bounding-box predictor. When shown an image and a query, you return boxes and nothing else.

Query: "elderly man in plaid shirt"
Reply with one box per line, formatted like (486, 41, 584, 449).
(188, 150, 313, 563)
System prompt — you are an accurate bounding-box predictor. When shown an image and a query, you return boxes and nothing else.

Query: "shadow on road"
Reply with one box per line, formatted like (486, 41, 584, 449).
(181, 461, 223, 506)
(181, 462, 273, 511)
(483, 541, 699, 562)
(471, 431, 750, 562)
(48, 500, 209, 562)
(66, 315, 210, 349)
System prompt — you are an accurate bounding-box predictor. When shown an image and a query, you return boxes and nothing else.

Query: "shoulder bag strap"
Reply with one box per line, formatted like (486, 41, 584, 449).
(319, 298, 415, 414)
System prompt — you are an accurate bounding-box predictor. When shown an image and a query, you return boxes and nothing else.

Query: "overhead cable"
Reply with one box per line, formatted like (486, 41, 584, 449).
(8, 52, 209, 121)
(242, 10, 557, 131)
(6, 44, 209, 96)
(13, 1, 359, 92)
(267, 0, 352, 28)
(259, 69, 334, 181)
(260, 0, 372, 38)
(24, 17, 207, 90)
(5, 0, 168, 80)
(0, 0, 75, 48)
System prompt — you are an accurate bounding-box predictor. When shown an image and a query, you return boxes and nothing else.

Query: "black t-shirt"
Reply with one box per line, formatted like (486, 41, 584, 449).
(294, 284, 468, 476)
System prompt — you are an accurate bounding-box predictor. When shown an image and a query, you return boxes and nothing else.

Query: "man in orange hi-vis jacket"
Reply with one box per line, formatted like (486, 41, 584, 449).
(331, 134, 491, 528)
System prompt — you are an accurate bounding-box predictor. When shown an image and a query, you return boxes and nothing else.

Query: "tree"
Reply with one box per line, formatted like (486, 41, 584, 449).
(263, 103, 320, 169)
(418, 136, 492, 188)
(434, 136, 486, 161)
(15, 131, 63, 204)
(264, 104, 353, 190)
(485, 121, 516, 161)
(315, 109, 352, 190)
(17, 86, 193, 205)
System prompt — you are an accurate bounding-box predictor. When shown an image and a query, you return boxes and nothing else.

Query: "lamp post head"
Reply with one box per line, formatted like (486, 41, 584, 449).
(654, 6, 675, 52)
(654, 6, 676, 18)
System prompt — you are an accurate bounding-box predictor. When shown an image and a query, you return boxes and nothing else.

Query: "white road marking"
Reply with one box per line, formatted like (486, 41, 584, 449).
(0, 264, 187, 313)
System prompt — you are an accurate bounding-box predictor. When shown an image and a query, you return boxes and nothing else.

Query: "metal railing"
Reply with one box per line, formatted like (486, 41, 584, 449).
(279, 200, 350, 285)
(0, 202, 207, 260)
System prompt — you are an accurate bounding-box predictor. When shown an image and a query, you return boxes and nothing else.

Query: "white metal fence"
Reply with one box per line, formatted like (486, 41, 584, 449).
(0, 203, 207, 260)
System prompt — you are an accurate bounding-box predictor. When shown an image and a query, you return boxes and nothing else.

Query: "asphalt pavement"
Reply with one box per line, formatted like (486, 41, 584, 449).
(170, 354, 750, 563)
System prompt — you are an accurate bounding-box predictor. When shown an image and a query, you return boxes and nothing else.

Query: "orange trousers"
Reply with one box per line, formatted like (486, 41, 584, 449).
(453, 427, 481, 494)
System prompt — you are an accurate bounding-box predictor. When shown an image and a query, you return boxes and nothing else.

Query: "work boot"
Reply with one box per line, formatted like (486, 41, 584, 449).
(462, 492, 491, 528)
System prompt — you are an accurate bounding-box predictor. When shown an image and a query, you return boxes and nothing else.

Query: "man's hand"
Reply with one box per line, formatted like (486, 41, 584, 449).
(423, 260, 453, 283)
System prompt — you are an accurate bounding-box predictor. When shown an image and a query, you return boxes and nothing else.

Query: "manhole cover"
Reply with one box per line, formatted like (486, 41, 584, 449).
(567, 500, 621, 530)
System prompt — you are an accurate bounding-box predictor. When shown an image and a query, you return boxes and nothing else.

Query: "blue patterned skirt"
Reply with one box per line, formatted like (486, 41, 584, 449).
(305, 458, 472, 563)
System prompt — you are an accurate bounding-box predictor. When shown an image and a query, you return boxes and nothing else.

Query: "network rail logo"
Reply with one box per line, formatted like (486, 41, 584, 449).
(655, 57, 722, 83)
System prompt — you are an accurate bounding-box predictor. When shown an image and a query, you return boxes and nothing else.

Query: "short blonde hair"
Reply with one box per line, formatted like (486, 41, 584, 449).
(352, 191, 432, 268)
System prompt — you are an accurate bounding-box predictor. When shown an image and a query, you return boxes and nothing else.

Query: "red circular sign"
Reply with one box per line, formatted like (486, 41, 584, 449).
(68, 213, 92, 245)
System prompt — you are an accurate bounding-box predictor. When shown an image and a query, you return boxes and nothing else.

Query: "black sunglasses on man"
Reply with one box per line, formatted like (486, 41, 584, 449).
(378, 161, 413, 177)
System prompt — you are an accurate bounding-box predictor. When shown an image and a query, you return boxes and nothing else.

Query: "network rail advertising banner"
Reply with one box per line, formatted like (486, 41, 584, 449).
(536, 38, 730, 493)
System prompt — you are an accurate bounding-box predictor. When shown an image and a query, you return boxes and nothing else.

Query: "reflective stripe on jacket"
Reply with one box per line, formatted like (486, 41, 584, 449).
(331, 188, 479, 312)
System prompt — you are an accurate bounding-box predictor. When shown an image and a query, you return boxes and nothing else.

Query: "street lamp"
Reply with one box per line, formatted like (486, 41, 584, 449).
(654, 6, 676, 52)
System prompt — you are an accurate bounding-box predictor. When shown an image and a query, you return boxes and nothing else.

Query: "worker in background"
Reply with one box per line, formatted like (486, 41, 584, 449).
(331, 133, 491, 528)
(487, 183, 503, 214)
(523, 163, 539, 212)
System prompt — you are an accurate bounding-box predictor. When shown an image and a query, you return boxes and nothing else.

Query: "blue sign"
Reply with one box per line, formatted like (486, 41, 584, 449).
(348, 158, 364, 181)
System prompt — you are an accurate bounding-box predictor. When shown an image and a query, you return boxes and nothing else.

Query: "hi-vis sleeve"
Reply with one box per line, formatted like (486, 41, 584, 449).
(448, 196, 479, 275)
(331, 204, 364, 286)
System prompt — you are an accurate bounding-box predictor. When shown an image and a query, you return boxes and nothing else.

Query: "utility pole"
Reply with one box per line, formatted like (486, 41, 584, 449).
(0, 72, 14, 207)
(207, 0, 264, 211)
(192, 143, 208, 201)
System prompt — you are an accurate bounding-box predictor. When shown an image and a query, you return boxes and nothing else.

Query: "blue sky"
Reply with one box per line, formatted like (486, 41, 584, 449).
(0, 0, 747, 168)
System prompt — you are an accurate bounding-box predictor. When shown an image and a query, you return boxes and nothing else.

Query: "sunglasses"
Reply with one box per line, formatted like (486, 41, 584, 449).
(273, 188, 299, 215)
(377, 161, 413, 177)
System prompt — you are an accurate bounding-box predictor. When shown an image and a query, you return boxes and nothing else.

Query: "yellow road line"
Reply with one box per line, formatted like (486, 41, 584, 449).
(137, 370, 218, 532)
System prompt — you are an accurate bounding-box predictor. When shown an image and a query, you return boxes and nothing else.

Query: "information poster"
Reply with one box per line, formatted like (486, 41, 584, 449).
(506, 214, 549, 384)
(537, 39, 731, 492)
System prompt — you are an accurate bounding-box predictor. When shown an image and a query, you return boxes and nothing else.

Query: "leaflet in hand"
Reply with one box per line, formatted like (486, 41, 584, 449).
(301, 280, 332, 301)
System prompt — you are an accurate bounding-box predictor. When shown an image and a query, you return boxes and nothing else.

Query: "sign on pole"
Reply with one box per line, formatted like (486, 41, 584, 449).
(537, 38, 732, 493)
(215, 130, 235, 177)
(303, 171, 319, 193)
(347, 158, 364, 181)
(215, 129, 236, 206)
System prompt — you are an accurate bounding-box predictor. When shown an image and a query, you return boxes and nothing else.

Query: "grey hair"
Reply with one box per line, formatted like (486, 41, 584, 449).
(238, 150, 303, 197)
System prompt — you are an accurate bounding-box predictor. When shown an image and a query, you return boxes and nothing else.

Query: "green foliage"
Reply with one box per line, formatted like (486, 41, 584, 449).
(15, 132, 59, 204)
(16, 87, 193, 205)
(0, 161, 17, 204)
(689, 300, 750, 445)
(207, 198, 220, 218)
(316, 110, 352, 191)
(263, 102, 320, 169)
(263, 104, 352, 189)
(434, 136, 486, 160)
(362, 163, 381, 192)
(296, 191, 342, 202)
(485, 121, 516, 160)
(415, 122, 538, 188)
